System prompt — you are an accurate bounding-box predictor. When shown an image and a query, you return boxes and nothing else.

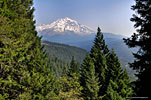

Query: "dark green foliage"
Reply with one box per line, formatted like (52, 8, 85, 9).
(119, 70, 133, 98)
(106, 50, 122, 82)
(69, 56, 79, 74)
(79, 27, 132, 99)
(105, 50, 133, 100)
(59, 73, 83, 100)
(90, 27, 109, 96)
(105, 80, 123, 100)
(124, 0, 151, 97)
(42, 41, 87, 64)
(43, 41, 86, 78)
(91, 27, 109, 57)
(58, 56, 83, 99)
(47, 51, 81, 78)
(0, 0, 58, 99)
(48, 56, 69, 78)
(80, 54, 100, 100)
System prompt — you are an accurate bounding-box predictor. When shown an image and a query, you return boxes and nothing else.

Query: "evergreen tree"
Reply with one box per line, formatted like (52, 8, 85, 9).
(118, 70, 133, 98)
(124, 0, 151, 97)
(0, 0, 58, 99)
(59, 57, 83, 99)
(69, 56, 79, 74)
(0, 12, 32, 100)
(90, 27, 109, 57)
(105, 80, 123, 100)
(90, 27, 109, 96)
(68, 56, 79, 77)
(105, 50, 132, 100)
(59, 73, 83, 100)
(80, 54, 101, 100)
(48, 56, 69, 78)
(88, 27, 132, 99)
(106, 50, 122, 81)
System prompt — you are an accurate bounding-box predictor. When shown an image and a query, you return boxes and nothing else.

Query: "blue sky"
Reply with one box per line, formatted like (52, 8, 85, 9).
(33, 0, 135, 36)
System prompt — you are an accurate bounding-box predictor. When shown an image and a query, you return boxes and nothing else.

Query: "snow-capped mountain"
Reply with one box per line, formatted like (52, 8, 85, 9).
(36, 17, 94, 35)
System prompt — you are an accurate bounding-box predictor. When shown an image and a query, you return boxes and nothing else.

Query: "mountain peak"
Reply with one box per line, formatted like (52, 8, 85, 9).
(63, 17, 73, 21)
(36, 17, 94, 35)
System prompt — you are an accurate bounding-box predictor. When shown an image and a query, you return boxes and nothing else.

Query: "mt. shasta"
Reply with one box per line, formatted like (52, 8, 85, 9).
(36, 17, 94, 35)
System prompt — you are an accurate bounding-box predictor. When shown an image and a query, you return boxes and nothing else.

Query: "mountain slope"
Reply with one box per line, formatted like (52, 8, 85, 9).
(42, 41, 87, 64)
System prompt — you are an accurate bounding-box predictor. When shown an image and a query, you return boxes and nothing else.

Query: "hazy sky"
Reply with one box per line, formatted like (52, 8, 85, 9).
(33, 0, 135, 36)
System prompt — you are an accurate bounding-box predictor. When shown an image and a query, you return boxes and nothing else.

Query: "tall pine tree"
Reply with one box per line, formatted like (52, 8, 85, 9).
(69, 56, 79, 75)
(80, 54, 101, 100)
(87, 27, 132, 99)
(124, 0, 151, 97)
(0, 0, 58, 99)
(90, 27, 109, 97)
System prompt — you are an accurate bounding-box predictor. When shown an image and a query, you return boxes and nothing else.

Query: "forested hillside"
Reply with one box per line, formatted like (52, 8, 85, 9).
(42, 41, 87, 64)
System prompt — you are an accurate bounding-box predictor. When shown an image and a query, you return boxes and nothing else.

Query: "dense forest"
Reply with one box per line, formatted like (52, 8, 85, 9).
(42, 41, 87, 64)
(0, 0, 150, 100)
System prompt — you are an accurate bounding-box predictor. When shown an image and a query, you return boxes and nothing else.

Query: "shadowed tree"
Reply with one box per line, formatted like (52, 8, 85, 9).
(124, 0, 151, 97)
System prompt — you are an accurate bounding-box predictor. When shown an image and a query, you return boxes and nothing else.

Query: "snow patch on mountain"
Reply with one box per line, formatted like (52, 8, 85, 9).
(36, 17, 94, 35)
